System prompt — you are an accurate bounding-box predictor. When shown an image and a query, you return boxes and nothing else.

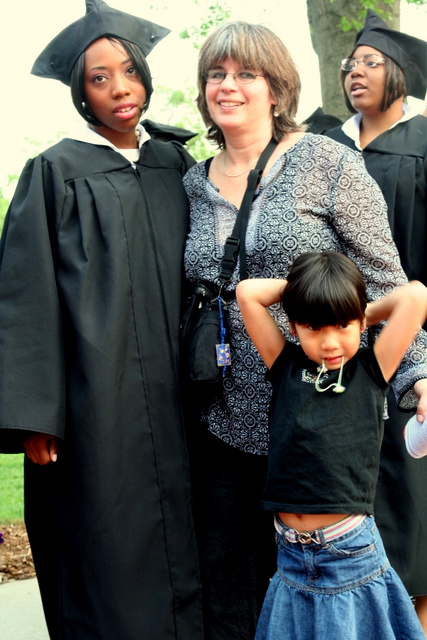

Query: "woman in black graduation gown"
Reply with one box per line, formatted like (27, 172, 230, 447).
(0, 2, 202, 639)
(325, 10, 427, 632)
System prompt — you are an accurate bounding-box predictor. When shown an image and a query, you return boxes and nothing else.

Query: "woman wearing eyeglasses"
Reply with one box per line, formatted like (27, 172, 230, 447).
(325, 10, 427, 632)
(183, 20, 427, 640)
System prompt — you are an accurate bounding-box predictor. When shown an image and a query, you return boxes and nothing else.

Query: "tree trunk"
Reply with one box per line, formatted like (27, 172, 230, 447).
(306, 0, 400, 122)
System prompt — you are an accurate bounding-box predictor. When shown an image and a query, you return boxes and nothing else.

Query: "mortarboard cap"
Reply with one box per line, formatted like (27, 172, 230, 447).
(352, 9, 427, 99)
(303, 107, 343, 134)
(31, 0, 170, 86)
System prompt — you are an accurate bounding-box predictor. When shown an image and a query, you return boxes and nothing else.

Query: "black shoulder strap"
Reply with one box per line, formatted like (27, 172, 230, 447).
(218, 139, 278, 284)
(205, 156, 214, 174)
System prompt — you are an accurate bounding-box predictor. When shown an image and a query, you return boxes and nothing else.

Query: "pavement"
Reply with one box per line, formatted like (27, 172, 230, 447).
(0, 577, 49, 640)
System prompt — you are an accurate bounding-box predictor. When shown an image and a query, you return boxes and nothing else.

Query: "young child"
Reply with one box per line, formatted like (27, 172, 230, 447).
(236, 251, 427, 640)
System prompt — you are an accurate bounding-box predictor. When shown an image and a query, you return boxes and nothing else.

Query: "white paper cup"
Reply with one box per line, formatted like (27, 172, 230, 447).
(404, 414, 427, 459)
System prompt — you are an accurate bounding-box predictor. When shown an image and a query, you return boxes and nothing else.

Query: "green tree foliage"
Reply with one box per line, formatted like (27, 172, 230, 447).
(148, 0, 232, 161)
(333, 0, 426, 36)
(0, 175, 19, 232)
(151, 85, 216, 160)
(174, 0, 231, 159)
(0, 189, 10, 231)
(335, 0, 399, 32)
(179, 1, 230, 49)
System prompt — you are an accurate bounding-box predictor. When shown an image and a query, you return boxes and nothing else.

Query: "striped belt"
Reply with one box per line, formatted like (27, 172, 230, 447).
(274, 514, 366, 545)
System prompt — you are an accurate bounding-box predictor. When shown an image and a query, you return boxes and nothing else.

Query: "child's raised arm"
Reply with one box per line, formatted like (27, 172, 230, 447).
(236, 279, 287, 369)
(367, 281, 427, 382)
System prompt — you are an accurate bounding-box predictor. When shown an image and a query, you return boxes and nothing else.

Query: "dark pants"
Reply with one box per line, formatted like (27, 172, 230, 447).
(189, 426, 277, 640)
(375, 388, 427, 595)
(25, 456, 60, 640)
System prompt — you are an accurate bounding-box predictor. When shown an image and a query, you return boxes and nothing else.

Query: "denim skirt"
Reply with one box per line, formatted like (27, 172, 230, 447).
(255, 515, 425, 640)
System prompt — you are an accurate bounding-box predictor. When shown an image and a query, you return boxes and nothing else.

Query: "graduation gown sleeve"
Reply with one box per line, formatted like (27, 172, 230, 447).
(0, 155, 66, 452)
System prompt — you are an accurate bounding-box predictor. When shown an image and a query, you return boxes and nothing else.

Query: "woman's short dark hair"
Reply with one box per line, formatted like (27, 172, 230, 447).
(281, 252, 367, 330)
(340, 52, 406, 114)
(196, 21, 305, 148)
(70, 36, 153, 127)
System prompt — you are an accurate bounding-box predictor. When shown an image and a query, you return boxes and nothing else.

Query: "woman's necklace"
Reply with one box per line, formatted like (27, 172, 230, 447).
(223, 151, 255, 178)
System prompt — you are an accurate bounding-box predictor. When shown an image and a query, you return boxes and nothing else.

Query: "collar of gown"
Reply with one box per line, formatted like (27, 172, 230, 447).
(66, 122, 150, 162)
(342, 103, 416, 151)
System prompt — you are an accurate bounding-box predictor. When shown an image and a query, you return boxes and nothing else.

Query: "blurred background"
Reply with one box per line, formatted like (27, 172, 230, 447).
(0, 0, 426, 214)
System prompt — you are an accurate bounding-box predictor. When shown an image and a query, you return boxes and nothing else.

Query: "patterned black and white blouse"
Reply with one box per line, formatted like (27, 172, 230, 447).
(183, 133, 427, 454)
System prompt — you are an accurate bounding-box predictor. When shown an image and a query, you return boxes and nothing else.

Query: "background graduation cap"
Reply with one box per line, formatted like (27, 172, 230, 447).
(352, 9, 427, 100)
(303, 107, 343, 134)
(31, 0, 170, 86)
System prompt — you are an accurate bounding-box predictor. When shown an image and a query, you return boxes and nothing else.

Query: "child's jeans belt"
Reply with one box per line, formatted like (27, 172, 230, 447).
(274, 513, 366, 545)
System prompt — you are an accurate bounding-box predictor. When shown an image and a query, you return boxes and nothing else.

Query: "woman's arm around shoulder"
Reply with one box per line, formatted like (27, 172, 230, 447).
(368, 281, 427, 382)
(236, 279, 287, 369)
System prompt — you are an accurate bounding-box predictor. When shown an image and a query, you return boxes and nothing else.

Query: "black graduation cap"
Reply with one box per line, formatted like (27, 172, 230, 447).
(303, 107, 343, 134)
(31, 0, 170, 86)
(352, 9, 427, 99)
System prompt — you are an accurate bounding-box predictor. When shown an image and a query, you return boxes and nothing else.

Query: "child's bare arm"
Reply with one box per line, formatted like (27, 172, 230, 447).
(236, 279, 287, 369)
(371, 281, 427, 382)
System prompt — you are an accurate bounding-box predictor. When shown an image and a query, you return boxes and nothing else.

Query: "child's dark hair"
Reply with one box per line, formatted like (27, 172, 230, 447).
(70, 36, 153, 127)
(281, 252, 367, 330)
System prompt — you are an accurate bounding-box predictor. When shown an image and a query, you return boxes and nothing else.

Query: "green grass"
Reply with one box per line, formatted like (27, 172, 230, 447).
(0, 454, 24, 522)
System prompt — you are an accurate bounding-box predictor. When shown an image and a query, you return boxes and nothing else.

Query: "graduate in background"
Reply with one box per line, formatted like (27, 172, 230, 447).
(302, 106, 342, 134)
(0, 1, 202, 639)
(325, 10, 427, 631)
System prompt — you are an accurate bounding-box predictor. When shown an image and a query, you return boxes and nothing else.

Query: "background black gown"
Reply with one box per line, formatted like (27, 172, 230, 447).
(0, 131, 203, 639)
(326, 114, 427, 595)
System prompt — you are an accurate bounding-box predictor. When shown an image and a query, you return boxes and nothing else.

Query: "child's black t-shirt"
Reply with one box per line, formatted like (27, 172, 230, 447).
(262, 343, 389, 514)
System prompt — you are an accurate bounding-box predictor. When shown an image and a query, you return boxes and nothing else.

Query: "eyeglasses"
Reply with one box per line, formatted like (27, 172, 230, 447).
(341, 54, 385, 72)
(204, 70, 265, 85)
